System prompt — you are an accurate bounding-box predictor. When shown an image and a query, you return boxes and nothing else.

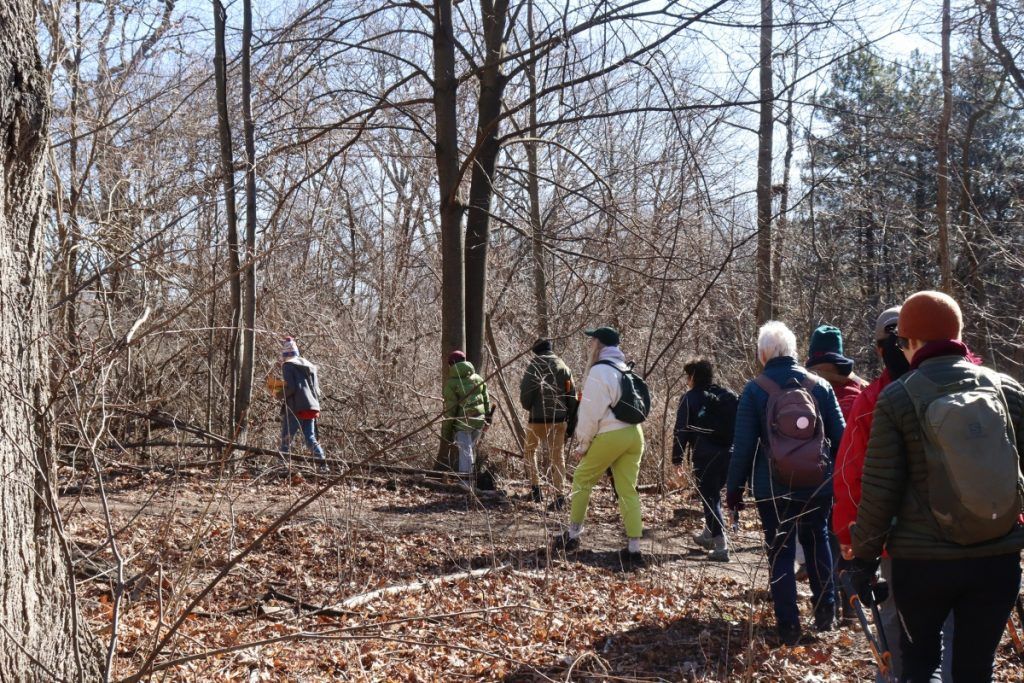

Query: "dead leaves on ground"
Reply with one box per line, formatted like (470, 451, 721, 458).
(61, 467, 1024, 681)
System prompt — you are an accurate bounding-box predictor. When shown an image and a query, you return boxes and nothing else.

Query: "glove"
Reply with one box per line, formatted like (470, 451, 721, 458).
(725, 489, 744, 512)
(842, 557, 887, 606)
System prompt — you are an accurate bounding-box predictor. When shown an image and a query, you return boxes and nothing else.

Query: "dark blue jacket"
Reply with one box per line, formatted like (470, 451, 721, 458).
(725, 356, 845, 502)
(671, 388, 705, 465)
(672, 385, 733, 465)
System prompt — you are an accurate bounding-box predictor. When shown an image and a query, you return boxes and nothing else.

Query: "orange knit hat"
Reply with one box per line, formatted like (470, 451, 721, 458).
(898, 291, 963, 342)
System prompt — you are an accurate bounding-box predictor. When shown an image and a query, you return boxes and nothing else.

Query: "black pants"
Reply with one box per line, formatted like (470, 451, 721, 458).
(892, 553, 1021, 683)
(693, 444, 730, 538)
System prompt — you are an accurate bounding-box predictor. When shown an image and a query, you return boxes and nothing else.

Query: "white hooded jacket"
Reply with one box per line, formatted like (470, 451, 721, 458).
(574, 346, 632, 451)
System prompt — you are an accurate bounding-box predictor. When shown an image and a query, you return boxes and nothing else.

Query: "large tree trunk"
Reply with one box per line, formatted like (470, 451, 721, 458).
(1, 2, 101, 678)
(755, 0, 775, 325)
(526, 0, 550, 338)
(213, 0, 243, 429)
(433, 0, 465, 468)
(774, 70, 795, 317)
(463, 0, 510, 370)
(235, 0, 257, 429)
(936, 0, 953, 293)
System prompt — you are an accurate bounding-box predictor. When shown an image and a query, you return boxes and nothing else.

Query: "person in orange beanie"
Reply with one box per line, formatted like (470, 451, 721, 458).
(849, 290, 1024, 682)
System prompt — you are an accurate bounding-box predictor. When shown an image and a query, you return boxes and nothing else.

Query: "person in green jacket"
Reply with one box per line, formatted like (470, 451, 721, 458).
(849, 291, 1024, 683)
(519, 338, 578, 509)
(442, 350, 492, 478)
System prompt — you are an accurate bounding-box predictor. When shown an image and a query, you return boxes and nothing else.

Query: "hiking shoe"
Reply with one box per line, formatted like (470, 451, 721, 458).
(692, 528, 714, 550)
(839, 600, 857, 627)
(551, 530, 580, 553)
(315, 461, 329, 474)
(617, 548, 647, 571)
(777, 623, 802, 646)
(708, 548, 730, 562)
(814, 605, 837, 632)
(528, 485, 543, 503)
(708, 536, 729, 562)
(546, 495, 566, 512)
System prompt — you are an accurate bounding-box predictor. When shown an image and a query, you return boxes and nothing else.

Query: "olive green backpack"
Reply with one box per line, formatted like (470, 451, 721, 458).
(902, 367, 1023, 545)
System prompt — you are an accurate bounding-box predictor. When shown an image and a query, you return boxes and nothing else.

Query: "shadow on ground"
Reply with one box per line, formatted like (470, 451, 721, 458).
(501, 612, 781, 681)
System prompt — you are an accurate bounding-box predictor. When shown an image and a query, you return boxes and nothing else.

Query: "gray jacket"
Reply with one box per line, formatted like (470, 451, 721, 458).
(283, 357, 321, 415)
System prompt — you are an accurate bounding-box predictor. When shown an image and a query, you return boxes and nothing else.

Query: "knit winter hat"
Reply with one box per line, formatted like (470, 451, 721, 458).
(806, 325, 854, 373)
(898, 291, 963, 342)
(874, 306, 901, 341)
(532, 338, 553, 354)
(584, 326, 620, 347)
(281, 337, 299, 357)
(447, 349, 466, 365)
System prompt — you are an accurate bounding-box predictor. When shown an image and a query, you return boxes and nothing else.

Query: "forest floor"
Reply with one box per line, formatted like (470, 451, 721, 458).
(60, 458, 1024, 682)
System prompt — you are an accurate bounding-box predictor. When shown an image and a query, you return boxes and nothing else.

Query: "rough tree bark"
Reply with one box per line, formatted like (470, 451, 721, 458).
(526, 0, 550, 338)
(434, 0, 465, 360)
(755, 0, 776, 325)
(433, 0, 466, 468)
(772, 0, 798, 316)
(464, 0, 511, 370)
(936, 0, 953, 293)
(236, 0, 257, 429)
(213, 0, 243, 428)
(0, 2, 101, 678)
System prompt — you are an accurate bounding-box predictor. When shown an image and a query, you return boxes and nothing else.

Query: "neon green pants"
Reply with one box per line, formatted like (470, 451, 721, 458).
(569, 425, 645, 538)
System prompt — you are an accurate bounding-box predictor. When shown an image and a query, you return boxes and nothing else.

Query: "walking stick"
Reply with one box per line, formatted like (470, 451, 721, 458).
(840, 572, 896, 683)
(1008, 594, 1024, 656)
(1007, 618, 1024, 656)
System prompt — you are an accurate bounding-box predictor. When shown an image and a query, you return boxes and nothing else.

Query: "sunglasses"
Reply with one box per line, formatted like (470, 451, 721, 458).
(895, 336, 912, 350)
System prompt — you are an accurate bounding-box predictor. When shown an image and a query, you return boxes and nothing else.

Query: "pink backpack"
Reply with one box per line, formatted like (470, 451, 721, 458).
(754, 374, 829, 489)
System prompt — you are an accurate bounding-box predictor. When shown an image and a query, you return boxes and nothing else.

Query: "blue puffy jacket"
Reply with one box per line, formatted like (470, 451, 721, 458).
(726, 356, 845, 502)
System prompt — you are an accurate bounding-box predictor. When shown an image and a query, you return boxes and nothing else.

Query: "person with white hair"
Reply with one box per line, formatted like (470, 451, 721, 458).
(725, 321, 846, 645)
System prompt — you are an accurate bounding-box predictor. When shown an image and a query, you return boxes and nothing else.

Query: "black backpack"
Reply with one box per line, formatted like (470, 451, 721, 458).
(697, 386, 739, 447)
(595, 360, 652, 424)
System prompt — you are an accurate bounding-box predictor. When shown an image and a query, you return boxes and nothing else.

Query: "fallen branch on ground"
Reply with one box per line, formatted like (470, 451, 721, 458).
(340, 565, 511, 609)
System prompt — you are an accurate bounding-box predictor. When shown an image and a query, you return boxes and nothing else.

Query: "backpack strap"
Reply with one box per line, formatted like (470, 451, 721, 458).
(753, 374, 780, 396)
(799, 374, 821, 394)
(594, 359, 625, 374)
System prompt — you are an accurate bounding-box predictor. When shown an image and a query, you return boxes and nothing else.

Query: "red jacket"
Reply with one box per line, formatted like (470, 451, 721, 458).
(832, 368, 892, 545)
(834, 381, 864, 422)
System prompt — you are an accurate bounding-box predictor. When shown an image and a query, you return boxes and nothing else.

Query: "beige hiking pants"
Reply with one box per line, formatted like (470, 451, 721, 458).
(523, 422, 567, 493)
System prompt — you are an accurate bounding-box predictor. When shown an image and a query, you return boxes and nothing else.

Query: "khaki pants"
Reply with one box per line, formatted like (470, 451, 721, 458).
(523, 422, 567, 493)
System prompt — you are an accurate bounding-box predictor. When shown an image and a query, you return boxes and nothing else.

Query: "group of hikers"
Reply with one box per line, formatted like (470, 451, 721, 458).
(272, 288, 1024, 682)
(439, 289, 1024, 683)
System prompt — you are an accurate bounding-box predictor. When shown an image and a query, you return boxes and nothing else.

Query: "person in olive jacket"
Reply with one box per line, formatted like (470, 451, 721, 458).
(850, 291, 1024, 683)
(519, 338, 578, 509)
(442, 350, 492, 479)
